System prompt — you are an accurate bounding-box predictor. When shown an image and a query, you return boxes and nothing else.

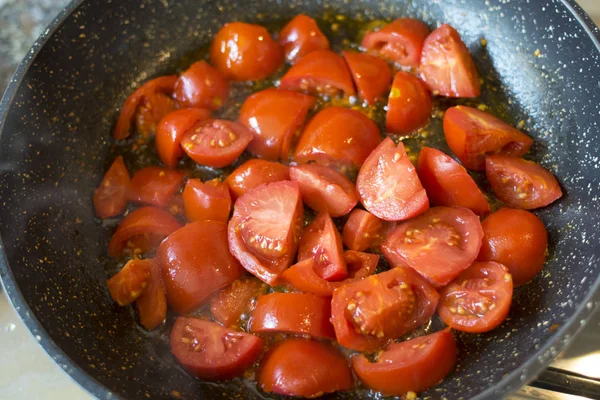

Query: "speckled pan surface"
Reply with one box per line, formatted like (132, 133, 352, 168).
(0, 0, 599, 399)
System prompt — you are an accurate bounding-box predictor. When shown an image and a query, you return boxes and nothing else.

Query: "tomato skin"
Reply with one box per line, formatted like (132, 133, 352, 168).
(259, 338, 352, 397)
(420, 24, 481, 98)
(106, 258, 152, 306)
(210, 277, 266, 327)
(342, 51, 392, 105)
(94, 156, 131, 219)
(128, 167, 186, 208)
(210, 22, 283, 81)
(361, 18, 430, 68)
(417, 147, 490, 215)
(486, 155, 562, 210)
(225, 159, 290, 200)
(155, 108, 211, 168)
(157, 220, 244, 314)
(342, 209, 384, 252)
(170, 317, 264, 380)
(173, 61, 229, 110)
(478, 208, 547, 286)
(386, 72, 433, 135)
(238, 88, 316, 161)
(183, 178, 231, 222)
(352, 329, 457, 395)
(135, 258, 167, 330)
(294, 107, 381, 169)
(279, 15, 330, 63)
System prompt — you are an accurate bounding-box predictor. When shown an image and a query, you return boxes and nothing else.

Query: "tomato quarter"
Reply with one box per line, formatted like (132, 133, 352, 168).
(386, 71, 433, 135)
(183, 178, 231, 222)
(94, 156, 131, 219)
(342, 50, 392, 105)
(225, 159, 290, 200)
(279, 15, 330, 63)
(135, 258, 167, 330)
(210, 277, 266, 327)
(106, 258, 152, 306)
(342, 209, 384, 252)
(173, 60, 229, 110)
(128, 167, 185, 208)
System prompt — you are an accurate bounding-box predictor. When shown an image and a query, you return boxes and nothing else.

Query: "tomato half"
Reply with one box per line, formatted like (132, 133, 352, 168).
(382, 206, 483, 287)
(170, 317, 264, 380)
(94, 156, 131, 219)
(342, 209, 384, 252)
(173, 61, 229, 110)
(238, 88, 316, 161)
(181, 119, 253, 168)
(290, 164, 358, 217)
(342, 51, 392, 105)
(280, 50, 356, 96)
(386, 71, 432, 135)
(210, 277, 266, 328)
(135, 258, 167, 330)
(128, 167, 185, 207)
(258, 339, 352, 397)
(486, 155, 562, 209)
(417, 147, 490, 215)
(135, 92, 176, 138)
(228, 181, 303, 285)
(443, 106, 534, 170)
(106, 258, 151, 306)
(183, 178, 231, 222)
(225, 159, 290, 200)
(352, 329, 457, 395)
(420, 24, 480, 98)
(356, 138, 429, 221)
(294, 107, 381, 169)
(279, 15, 330, 63)
(438, 262, 513, 333)
(478, 208, 547, 286)
(157, 220, 244, 314)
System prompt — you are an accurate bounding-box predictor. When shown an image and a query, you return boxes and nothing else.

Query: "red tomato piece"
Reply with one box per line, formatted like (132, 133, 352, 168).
(93, 156, 131, 219)
(279, 15, 330, 63)
(173, 61, 229, 110)
(210, 277, 266, 327)
(478, 208, 548, 286)
(170, 317, 264, 380)
(210, 22, 283, 81)
(486, 155, 562, 209)
(361, 18, 430, 68)
(228, 181, 303, 285)
(106, 258, 152, 306)
(181, 119, 253, 168)
(290, 164, 358, 217)
(238, 88, 316, 161)
(386, 71, 433, 135)
(128, 167, 185, 207)
(135, 258, 167, 330)
(183, 178, 231, 222)
(417, 147, 490, 215)
(225, 159, 290, 200)
(438, 262, 513, 333)
(420, 24, 481, 98)
(342, 51, 392, 105)
(352, 329, 457, 395)
(249, 292, 335, 340)
(343, 250, 380, 279)
(342, 209, 384, 252)
(331, 266, 439, 351)
(258, 339, 352, 397)
(356, 138, 429, 221)
(443, 106, 534, 170)
(280, 50, 356, 96)
(155, 108, 211, 168)
(382, 206, 483, 287)
(157, 220, 244, 314)
(294, 107, 381, 169)
(135, 92, 176, 138)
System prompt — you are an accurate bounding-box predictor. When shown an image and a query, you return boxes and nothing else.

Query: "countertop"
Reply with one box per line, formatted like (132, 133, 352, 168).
(0, 1, 599, 399)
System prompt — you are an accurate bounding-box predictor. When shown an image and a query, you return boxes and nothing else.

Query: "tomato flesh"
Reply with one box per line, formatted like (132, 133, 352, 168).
(210, 277, 266, 327)
(183, 178, 231, 222)
(173, 61, 229, 110)
(135, 258, 167, 330)
(94, 156, 131, 219)
(342, 209, 384, 252)
(128, 167, 185, 208)
(342, 51, 392, 105)
(106, 258, 152, 306)
(225, 159, 290, 200)
(279, 15, 330, 63)
(386, 71, 432, 135)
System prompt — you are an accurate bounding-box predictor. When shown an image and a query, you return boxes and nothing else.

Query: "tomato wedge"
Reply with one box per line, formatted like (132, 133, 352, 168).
(438, 262, 513, 333)
(170, 317, 264, 380)
(279, 15, 330, 63)
(382, 206, 483, 287)
(420, 24, 480, 98)
(183, 178, 231, 222)
(135, 92, 176, 138)
(210, 277, 266, 327)
(173, 61, 229, 110)
(443, 106, 533, 170)
(342, 209, 384, 252)
(106, 258, 152, 306)
(93, 156, 131, 219)
(128, 167, 185, 207)
(417, 147, 490, 215)
(486, 155, 562, 209)
(225, 159, 290, 200)
(356, 138, 429, 221)
(386, 71, 432, 135)
(135, 258, 167, 330)
(352, 329, 457, 395)
(342, 51, 392, 105)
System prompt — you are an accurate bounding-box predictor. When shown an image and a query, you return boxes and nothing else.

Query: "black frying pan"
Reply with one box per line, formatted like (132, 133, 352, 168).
(1, 0, 599, 399)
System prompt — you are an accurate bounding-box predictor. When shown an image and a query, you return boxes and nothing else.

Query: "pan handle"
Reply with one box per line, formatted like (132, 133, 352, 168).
(529, 367, 600, 399)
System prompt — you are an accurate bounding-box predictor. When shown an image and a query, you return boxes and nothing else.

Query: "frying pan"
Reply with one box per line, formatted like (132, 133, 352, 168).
(1, 0, 599, 399)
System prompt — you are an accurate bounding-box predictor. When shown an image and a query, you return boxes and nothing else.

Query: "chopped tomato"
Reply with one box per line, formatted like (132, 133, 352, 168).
(128, 167, 185, 207)
(352, 329, 457, 395)
(279, 15, 330, 63)
(438, 261, 513, 333)
(280, 50, 356, 96)
(228, 181, 303, 285)
(386, 71, 432, 134)
(225, 159, 290, 200)
(135, 92, 176, 137)
(356, 138, 429, 221)
(420, 24, 480, 98)
(258, 339, 352, 397)
(210, 22, 283, 81)
(443, 106, 533, 170)
(342, 209, 384, 252)
(417, 147, 490, 215)
(183, 178, 231, 222)
(342, 51, 392, 105)
(210, 277, 266, 327)
(106, 258, 152, 306)
(344, 250, 380, 279)
(249, 292, 335, 339)
(382, 206, 483, 287)
(478, 208, 548, 286)
(294, 107, 381, 169)
(290, 164, 358, 217)
(135, 258, 167, 330)
(181, 119, 253, 168)
(93, 156, 131, 219)
(486, 155, 562, 209)
(173, 61, 229, 110)
(157, 220, 244, 314)
(170, 317, 264, 380)
(238, 88, 316, 160)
